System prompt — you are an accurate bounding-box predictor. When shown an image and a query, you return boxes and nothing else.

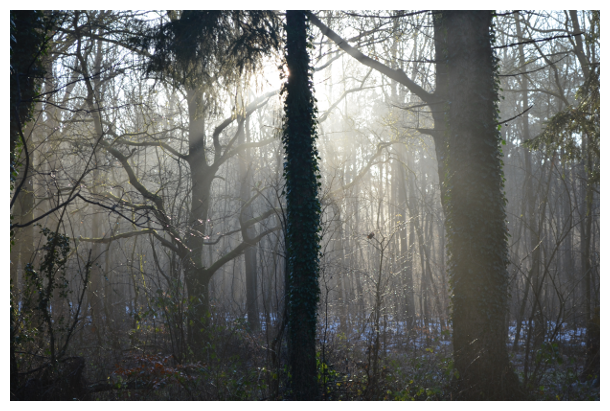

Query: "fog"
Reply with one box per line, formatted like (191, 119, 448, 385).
(10, 10, 599, 400)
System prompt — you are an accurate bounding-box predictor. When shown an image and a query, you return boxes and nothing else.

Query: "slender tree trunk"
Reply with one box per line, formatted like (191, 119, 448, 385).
(87, 155, 105, 346)
(397, 147, 416, 331)
(330, 200, 348, 333)
(283, 10, 321, 400)
(238, 112, 260, 332)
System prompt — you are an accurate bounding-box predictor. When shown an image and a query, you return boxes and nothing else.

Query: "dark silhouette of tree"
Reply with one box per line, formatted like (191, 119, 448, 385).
(10, 11, 48, 185)
(10, 10, 50, 400)
(134, 11, 281, 347)
(283, 10, 322, 400)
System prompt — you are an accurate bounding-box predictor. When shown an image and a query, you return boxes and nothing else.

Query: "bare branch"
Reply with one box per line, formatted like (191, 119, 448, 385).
(78, 228, 155, 244)
(496, 105, 533, 126)
(307, 11, 434, 104)
(203, 225, 280, 279)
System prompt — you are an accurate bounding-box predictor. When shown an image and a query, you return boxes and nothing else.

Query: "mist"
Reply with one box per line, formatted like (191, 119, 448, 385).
(10, 10, 599, 401)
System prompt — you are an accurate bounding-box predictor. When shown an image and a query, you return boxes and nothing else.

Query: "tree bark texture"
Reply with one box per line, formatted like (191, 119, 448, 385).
(283, 10, 321, 400)
(434, 11, 521, 399)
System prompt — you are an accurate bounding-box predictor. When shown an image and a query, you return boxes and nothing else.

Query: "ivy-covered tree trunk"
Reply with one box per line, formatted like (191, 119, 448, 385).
(283, 10, 321, 400)
(10, 11, 49, 400)
(434, 11, 521, 400)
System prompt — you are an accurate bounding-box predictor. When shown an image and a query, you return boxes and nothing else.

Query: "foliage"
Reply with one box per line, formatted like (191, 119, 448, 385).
(112, 353, 198, 391)
(524, 341, 599, 400)
(391, 348, 456, 400)
(12, 228, 93, 400)
(10, 10, 50, 180)
(142, 11, 281, 90)
(17, 228, 91, 362)
(524, 65, 600, 184)
(110, 316, 280, 400)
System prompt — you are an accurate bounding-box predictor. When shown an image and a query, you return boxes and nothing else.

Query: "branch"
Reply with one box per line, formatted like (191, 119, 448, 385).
(201, 228, 241, 245)
(214, 90, 278, 166)
(204, 225, 280, 279)
(493, 32, 585, 49)
(75, 193, 151, 227)
(326, 142, 395, 199)
(306, 11, 433, 104)
(312, 51, 343, 72)
(415, 128, 442, 139)
(58, 28, 153, 58)
(312, 23, 395, 71)
(101, 191, 156, 212)
(215, 117, 244, 165)
(240, 207, 278, 229)
(318, 73, 374, 123)
(202, 207, 277, 245)
(10, 193, 79, 230)
(341, 10, 429, 19)
(223, 136, 276, 163)
(78, 228, 155, 244)
(496, 105, 533, 126)
(101, 142, 164, 209)
(113, 138, 187, 160)
(151, 231, 181, 253)
(102, 123, 187, 160)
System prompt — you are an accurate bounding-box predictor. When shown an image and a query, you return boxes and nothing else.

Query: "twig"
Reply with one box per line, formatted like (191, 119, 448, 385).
(496, 105, 533, 126)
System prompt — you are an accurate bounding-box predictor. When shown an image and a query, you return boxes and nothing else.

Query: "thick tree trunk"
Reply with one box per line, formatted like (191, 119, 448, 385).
(433, 11, 522, 400)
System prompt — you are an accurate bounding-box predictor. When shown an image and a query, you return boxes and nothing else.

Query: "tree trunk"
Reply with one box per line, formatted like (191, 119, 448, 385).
(283, 10, 321, 400)
(239, 114, 260, 332)
(183, 87, 215, 347)
(433, 11, 522, 400)
(397, 147, 415, 331)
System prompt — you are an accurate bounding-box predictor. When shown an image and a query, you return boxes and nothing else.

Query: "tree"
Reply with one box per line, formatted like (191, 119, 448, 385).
(142, 11, 281, 347)
(523, 11, 600, 381)
(67, 11, 283, 349)
(9, 9, 599, 400)
(10, 10, 49, 400)
(283, 10, 322, 400)
(434, 11, 522, 399)
(308, 10, 522, 399)
(10, 11, 47, 185)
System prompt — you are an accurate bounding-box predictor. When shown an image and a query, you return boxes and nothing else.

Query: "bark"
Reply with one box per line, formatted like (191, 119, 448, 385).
(284, 10, 321, 400)
(434, 12, 522, 399)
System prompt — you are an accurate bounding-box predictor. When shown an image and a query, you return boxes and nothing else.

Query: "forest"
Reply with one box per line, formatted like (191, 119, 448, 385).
(10, 10, 600, 401)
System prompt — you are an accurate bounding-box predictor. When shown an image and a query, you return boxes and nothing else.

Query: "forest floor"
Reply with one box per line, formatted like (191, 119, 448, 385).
(68, 312, 599, 401)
